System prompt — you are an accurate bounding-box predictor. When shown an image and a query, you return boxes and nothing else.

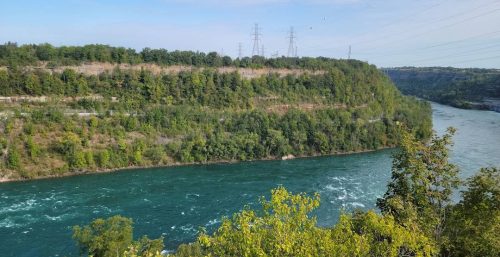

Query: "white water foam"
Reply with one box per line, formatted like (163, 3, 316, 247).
(179, 225, 196, 234)
(185, 193, 200, 199)
(0, 199, 38, 214)
(206, 219, 220, 226)
(44, 215, 62, 221)
(348, 202, 365, 208)
(0, 218, 17, 228)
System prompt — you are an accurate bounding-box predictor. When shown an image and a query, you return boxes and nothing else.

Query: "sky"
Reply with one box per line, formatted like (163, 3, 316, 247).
(1, 0, 499, 68)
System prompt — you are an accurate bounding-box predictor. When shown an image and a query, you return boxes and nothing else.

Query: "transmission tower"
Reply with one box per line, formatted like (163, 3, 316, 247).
(252, 23, 262, 56)
(238, 43, 243, 59)
(261, 45, 265, 57)
(287, 26, 296, 57)
(348, 45, 351, 59)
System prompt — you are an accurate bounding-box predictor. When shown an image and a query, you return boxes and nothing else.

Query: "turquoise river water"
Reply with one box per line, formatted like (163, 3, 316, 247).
(0, 102, 499, 256)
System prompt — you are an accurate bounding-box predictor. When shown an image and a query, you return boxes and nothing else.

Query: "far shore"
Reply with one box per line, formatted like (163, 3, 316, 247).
(0, 146, 394, 184)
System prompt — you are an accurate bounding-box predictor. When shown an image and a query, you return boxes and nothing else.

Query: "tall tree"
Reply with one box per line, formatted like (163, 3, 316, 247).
(73, 215, 163, 257)
(377, 126, 460, 244)
(443, 168, 500, 257)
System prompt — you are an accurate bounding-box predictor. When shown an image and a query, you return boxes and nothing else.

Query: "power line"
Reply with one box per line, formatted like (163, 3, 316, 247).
(302, 0, 500, 54)
(411, 44, 500, 64)
(287, 26, 296, 57)
(351, 0, 499, 48)
(431, 0, 500, 23)
(344, 8, 500, 62)
(420, 30, 500, 50)
(238, 42, 243, 59)
(416, 8, 500, 37)
(301, 0, 451, 52)
(358, 7, 500, 51)
(373, 0, 460, 32)
(440, 54, 500, 66)
(389, 46, 500, 67)
(354, 36, 500, 58)
(252, 23, 262, 56)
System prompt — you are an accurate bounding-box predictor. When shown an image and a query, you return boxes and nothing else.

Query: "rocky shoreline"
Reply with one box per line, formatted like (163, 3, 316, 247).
(0, 147, 393, 184)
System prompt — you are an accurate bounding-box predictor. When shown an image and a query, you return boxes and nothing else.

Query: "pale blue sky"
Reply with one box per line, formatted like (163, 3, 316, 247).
(1, 0, 499, 68)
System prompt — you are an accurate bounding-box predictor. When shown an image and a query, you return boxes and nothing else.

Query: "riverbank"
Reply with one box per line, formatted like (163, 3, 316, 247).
(0, 146, 394, 184)
(398, 96, 500, 114)
(467, 98, 500, 113)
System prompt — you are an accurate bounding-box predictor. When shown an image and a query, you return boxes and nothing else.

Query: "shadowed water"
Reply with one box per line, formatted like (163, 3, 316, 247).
(0, 102, 499, 256)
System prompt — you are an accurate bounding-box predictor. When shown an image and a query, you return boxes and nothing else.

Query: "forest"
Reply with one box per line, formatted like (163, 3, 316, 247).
(2, 42, 362, 70)
(384, 67, 500, 110)
(0, 43, 431, 181)
(71, 128, 500, 257)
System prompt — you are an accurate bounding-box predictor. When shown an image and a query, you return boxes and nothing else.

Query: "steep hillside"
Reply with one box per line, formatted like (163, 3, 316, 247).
(0, 44, 431, 181)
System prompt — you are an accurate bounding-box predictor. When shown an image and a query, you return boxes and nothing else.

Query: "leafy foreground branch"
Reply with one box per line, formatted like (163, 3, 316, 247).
(72, 128, 499, 257)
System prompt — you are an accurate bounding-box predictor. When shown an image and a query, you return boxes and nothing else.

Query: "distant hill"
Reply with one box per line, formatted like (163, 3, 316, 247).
(383, 67, 500, 112)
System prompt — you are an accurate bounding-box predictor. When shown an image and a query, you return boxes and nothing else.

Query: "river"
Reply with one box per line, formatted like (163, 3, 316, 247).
(1, 102, 499, 257)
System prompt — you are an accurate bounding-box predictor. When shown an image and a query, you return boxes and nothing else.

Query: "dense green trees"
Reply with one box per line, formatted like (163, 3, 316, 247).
(443, 167, 499, 257)
(6, 146, 21, 169)
(191, 187, 435, 257)
(73, 216, 164, 257)
(0, 65, 403, 110)
(1, 42, 380, 70)
(377, 127, 459, 244)
(376, 127, 499, 256)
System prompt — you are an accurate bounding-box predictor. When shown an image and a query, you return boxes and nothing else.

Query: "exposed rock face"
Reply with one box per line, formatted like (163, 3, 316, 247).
(3, 62, 324, 79)
(281, 154, 295, 160)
